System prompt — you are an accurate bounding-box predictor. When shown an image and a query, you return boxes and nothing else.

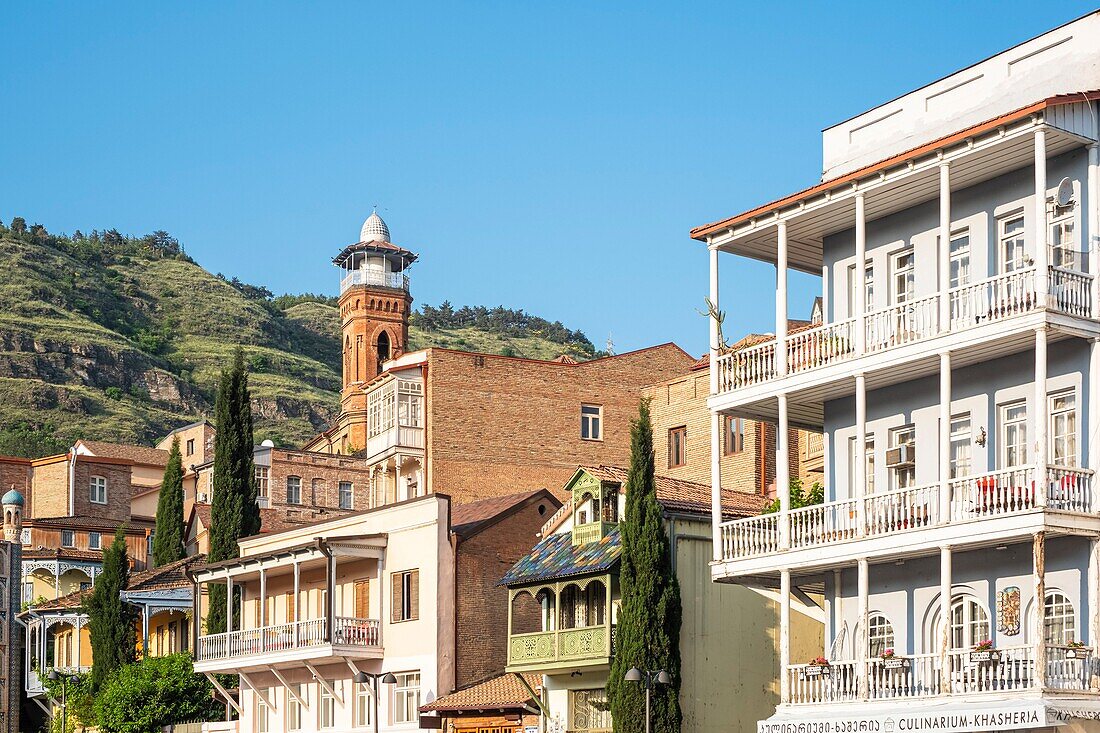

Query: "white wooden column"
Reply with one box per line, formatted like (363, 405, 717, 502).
(1035, 128, 1049, 304)
(939, 546, 952, 692)
(776, 220, 789, 377)
(939, 162, 952, 328)
(1090, 538, 1100, 690)
(226, 577, 233, 634)
(939, 352, 952, 521)
(777, 393, 791, 549)
(857, 559, 869, 700)
(1034, 532, 1047, 687)
(855, 373, 867, 535)
(1035, 326, 1049, 507)
(780, 569, 791, 704)
(142, 606, 150, 657)
(710, 243, 723, 562)
(259, 568, 267, 640)
(855, 193, 867, 354)
(1091, 339, 1100, 483)
(293, 561, 300, 646)
(1088, 144, 1099, 316)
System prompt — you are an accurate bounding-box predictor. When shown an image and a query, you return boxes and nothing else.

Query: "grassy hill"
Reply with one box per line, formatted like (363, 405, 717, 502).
(0, 221, 597, 456)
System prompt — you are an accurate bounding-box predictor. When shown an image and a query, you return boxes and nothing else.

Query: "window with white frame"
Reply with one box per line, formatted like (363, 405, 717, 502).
(580, 404, 602, 441)
(949, 230, 971, 289)
(90, 475, 107, 505)
(724, 415, 744, 455)
(949, 595, 991, 649)
(1050, 391, 1077, 467)
(287, 685, 304, 731)
(255, 466, 270, 498)
(339, 481, 354, 510)
(319, 680, 336, 729)
(892, 249, 915, 304)
(89, 532, 101, 551)
(1000, 402, 1028, 468)
(847, 263, 874, 316)
(1043, 591, 1076, 644)
(1049, 200, 1078, 270)
(868, 613, 895, 658)
(949, 415, 972, 479)
(889, 426, 915, 491)
(286, 476, 302, 505)
(393, 672, 421, 724)
(256, 697, 270, 733)
(849, 436, 874, 495)
(1000, 215, 1027, 273)
(355, 682, 372, 728)
(61, 529, 75, 548)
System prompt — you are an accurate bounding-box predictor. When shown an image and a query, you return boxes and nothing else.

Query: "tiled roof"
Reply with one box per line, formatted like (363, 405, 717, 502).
(128, 554, 206, 592)
(580, 466, 766, 518)
(420, 673, 540, 713)
(451, 489, 560, 538)
(28, 515, 154, 531)
(500, 525, 621, 587)
(23, 547, 104, 562)
(79, 441, 169, 466)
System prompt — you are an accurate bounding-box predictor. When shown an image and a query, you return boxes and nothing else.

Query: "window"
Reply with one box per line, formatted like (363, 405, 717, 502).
(319, 681, 336, 729)
(1050, 200, 1078, 270)
(355, 681, 372, 728)
(1050, 391, 1077, 467)
(185, 438, 195, 457)
(90, 475, 107, 505)
(255, 466, 270, 498)
(339, 482, 354, 510)
(580, 404, 602, 441)
(889, 426, 915, 491)
(949, 230, 971, 289)
(847, 263, 874, 316)
(724, 416, 744, 455)
(569, 689, 612, 733)
(849, 436, 874, 495)
(287, 685, 304, 731)
(79, 582, 91, 592)
(949, 595, 991, 649)
(868, 613, 895, 658)
(393, 672, 421, 724)
(668, 426, 687, 468)
(391, 570, 419, 622)
(286, 476, 302, 505)
(1043, 591, 1076, 644)
(949, 415, 972, 479)
(256, 698, 270, 733)
(1000, 402, 1028, 468)
(1000, 215, 1027, 273)
(61, 529, 75, 548)
(22, 582, 32, 603)
(892, 249, 915, 304)
(88, 532, 101, 551)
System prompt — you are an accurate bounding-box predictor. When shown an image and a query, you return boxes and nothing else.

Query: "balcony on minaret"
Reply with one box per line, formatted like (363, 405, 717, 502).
(333, 211, 417, 296)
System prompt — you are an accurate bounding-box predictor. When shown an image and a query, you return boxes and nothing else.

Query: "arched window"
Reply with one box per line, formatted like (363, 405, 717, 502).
(950, 595, 990, 649)
(1043, 591, 1076, 644)
(868, 613, 895, 657)
(376, 331, 390, 373)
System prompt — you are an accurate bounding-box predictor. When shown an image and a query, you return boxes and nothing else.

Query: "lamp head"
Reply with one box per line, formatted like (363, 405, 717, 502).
(656, 670, 672, 685)
(624, 667, 643, 682)
(47, 669, 59, 681)
(353, 672, 370, 684)
(380, 672, 398, 685)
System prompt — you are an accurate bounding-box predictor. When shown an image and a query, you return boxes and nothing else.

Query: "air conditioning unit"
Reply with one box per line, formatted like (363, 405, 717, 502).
(885, 443, 916, 468)
(197, 492, 209, 503)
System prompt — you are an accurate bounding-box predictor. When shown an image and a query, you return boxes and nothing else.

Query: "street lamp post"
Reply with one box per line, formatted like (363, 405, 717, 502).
(624, 668, 671, 733)
(47, 669, 76, 733)
(354, 670, 398, 733)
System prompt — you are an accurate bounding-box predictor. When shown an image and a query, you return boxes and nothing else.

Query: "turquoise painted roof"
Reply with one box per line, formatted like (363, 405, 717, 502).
(499, 525, 621, 587)
(2, 489, 24, 507)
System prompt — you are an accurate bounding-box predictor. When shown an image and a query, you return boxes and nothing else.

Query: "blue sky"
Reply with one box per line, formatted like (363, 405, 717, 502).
(2, 1, 1095, 357)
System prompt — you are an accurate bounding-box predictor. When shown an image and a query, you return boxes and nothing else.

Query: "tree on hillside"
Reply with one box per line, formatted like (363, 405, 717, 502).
(205, 347, 261, 633)
(606, 399, 683, 733)
(152, 437, 185, 566)
(84, 528, 136, 692)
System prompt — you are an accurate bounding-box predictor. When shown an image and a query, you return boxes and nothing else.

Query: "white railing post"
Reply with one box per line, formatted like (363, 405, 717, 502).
(1089, 143, 1099, 317)
(939, 352, 952, 522)
(777, 220, 789, 377)
(855, 194, 867, 354)
(857, 558, 869, 700)
(1091, 339, 1100, 511)
(855, 373, 867, 535)
(1035, 326, 1049, 508)
(780, 569, 791, 704)
(709, 241, 722, 562)
(1035, 128, 1049, 306)
(939, 546, 952, 694)
(939, 162, 952, 330)
(778, 393, 791, 550)
(1034, 532, 1047, 689)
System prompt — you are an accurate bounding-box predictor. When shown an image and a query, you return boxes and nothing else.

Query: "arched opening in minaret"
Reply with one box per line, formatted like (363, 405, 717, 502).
(376, 331, 390, 374)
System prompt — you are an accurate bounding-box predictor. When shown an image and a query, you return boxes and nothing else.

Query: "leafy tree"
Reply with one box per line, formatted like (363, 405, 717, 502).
(606, 399, 682, 733)
(206, 347, 260, 633)
(84, 528, 136, 692)
(152, 437, 185, 566)
(0, 421, 68, 458)
(762, 477, 824, 514)
(93, 654, 221, 733)
(39, 668, 93, 733)
(9, 216, 26, 235)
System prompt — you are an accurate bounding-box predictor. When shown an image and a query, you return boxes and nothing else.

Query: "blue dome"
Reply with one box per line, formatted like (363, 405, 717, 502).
(2, 489, 24, 507)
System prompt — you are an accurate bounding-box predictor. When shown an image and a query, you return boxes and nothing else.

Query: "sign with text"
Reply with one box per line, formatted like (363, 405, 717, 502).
(758, 704, 1050, 733)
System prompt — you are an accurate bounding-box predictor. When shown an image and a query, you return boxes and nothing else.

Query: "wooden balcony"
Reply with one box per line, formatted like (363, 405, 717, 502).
(507, 623, 616, 673)
(195, 617, 382, 672)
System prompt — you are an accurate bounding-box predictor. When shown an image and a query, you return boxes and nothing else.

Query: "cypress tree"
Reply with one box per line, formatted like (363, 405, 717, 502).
(152, 436, 185, 566)
(84, 527, 136, 692)
(606, 399, 683, 733)
(206, 347, 261, 634)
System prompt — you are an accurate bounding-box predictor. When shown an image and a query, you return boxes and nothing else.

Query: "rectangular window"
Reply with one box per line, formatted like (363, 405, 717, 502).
(723, 415, 744, 455)
(1000, 215, 1027, 273)
(319, 681, 336, 729)
(888, 426, 915, 490)
(1050, 201, 1078, 270)
(90, 475, 107, 505)
(61, 529, 75, 548)
(1050, 391, 1077, 467)
(256, 698, 270, 733)
(668, 426, 687, 468)
(949, 415, 972, 479)
(949, 230, 971, 289)
(569, 689, 613, 733)
(339, 482, 354, 510)
(255, 466, 270, 498)
(355, 683, 372, 728)
(393, 672, 421, 725)
(847, 263, 874, 316)
(391, 570, 419, 622)
(1001, 402, 1028, 468)
(185, 438, 195, 457)
(892, 249, 915, 304)
(580, 404, 602, 441)
(286, 476, 302, 505)
(849, 436, 874, 495)
(88, 532, 101, 550)
(287, 685, 303, 731)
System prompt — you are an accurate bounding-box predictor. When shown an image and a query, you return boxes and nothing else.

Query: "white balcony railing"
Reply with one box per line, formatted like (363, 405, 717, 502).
(340, 270, 410, 294)
(867, 652, 940, 699)
(714, 267, 1095, 394)
(196, 617, 380, 662)
(788, 661, 858, 704)
(719, 466, 1094, 562)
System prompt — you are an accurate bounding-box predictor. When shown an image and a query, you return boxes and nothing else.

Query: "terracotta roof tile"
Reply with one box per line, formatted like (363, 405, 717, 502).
(79, 441, 169, 466)
(26, 555, 206, 613)
(580, 465, 766, 518)
(451, 489, 560, 538)
(22, 547, 104, 562)
(420, 673, 540, 713)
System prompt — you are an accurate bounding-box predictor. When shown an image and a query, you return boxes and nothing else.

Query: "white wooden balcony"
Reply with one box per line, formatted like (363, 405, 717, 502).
(339, 269, 409, 294)
(196, 617, 381, 670)
(716, 267, 1093, 395)
(719, 466, 1093, 563)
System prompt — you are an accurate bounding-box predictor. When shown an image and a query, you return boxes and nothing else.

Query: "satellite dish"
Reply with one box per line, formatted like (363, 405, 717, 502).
(260, 439, 275, 447)
(1056, 177, 1075, 207)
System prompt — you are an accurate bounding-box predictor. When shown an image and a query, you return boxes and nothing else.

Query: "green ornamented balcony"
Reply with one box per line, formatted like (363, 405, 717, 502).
(507, 623, 616, 672)
(572, 521, 617, 546)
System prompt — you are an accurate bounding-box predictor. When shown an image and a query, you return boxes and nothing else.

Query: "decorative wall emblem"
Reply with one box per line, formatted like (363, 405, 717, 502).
(998, 586, 1020, 635)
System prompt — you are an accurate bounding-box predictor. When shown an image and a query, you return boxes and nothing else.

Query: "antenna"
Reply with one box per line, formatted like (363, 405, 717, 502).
(605, 333, 615, 356)
(1055, 177, 1075, 208)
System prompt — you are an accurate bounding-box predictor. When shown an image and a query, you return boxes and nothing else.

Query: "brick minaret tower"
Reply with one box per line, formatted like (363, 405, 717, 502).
(332, 212, 417, 452)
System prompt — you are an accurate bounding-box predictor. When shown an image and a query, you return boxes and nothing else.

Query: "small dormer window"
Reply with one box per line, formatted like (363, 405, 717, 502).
(90, 475, 107, 505)
(61, 530, 75, 548)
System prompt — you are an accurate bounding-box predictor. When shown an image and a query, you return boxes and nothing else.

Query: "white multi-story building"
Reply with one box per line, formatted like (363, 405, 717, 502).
(696, 11, 1100, 733)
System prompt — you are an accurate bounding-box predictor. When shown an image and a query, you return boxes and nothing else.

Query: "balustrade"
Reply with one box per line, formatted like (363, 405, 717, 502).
(196, 617, 380, 662)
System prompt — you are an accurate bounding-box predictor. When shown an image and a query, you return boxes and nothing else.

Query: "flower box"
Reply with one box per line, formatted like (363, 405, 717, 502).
(802, 665, 830, 678)
(1066, 647, 1091, 659)
(969, 650, 1001, 663)
(882, 657, 911, 670)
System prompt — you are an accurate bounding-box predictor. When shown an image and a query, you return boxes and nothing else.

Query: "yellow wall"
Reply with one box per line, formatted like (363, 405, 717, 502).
(28, 568, 93, 602)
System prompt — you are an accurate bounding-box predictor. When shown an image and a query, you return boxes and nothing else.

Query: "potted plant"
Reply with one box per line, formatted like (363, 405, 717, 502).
(803, 656, 831, 677)
(1066, 640, 1091, 659)
(969, 639, 1000, 663)
(880, 648, 910, 670)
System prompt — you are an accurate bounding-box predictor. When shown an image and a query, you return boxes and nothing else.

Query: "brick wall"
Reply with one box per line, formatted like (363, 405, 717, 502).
(454, 495, 557, 687)
(0, 458, 31, 513)
(265, 450, 376, 512)
(30, 458, 69, 519)
(73, 458, 132, 523)
(426, 345, 695, 503)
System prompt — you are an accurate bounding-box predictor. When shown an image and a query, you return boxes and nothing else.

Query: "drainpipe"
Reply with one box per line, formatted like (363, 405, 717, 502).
(68, 446, 76, 516)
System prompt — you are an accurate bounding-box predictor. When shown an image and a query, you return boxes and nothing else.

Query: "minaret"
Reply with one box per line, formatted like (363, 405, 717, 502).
(2, 487, 23, 544)
(332, 212, 417, 451)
